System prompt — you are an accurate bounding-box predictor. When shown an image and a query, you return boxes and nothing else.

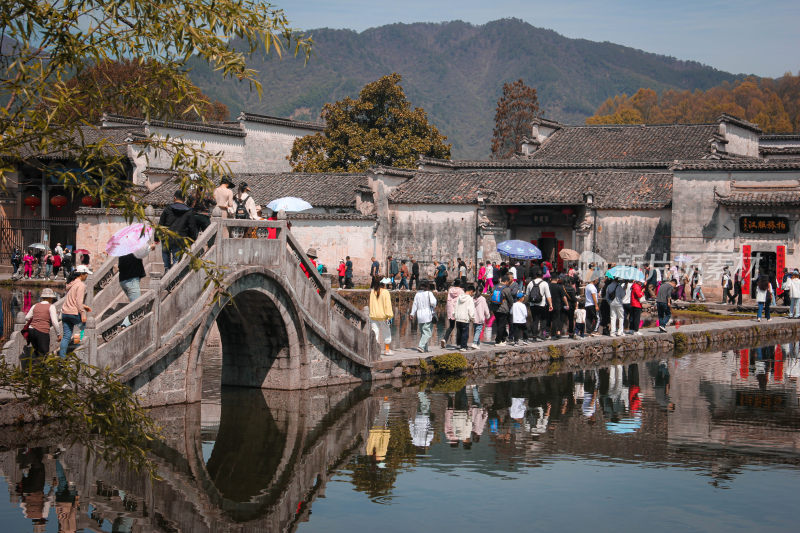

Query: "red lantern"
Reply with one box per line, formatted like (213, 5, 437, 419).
(561, 207, 574, 216)
(50, 195, 68, 209)
(23, 195, 41, 212)
(81, 195, 99, 207)
(506, 206, 520, 216)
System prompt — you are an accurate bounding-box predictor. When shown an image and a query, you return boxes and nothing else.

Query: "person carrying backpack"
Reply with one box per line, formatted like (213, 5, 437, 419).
(527, 266, 552, 340)
(157, 190, 197, 271)
(232, 182, 258, 238)
(493, 274, 516, 346)
(435, 261, 448, 291)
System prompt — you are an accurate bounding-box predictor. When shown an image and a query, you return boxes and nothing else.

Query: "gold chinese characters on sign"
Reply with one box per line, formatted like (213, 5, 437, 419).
(739, 216, 790, 234)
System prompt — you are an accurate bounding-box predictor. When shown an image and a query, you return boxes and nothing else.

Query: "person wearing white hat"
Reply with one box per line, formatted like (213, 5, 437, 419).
(24, 288, 62, 355)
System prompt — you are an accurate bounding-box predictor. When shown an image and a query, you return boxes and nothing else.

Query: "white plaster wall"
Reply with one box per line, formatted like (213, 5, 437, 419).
(596, 209, 671, 263)
(368, 173, 411, 196)
(720, 123, 760, 158)
(672, 170, 800, 284)
(76, 211, 130, 269)
(240, 122, 316, 173)
(143, 126, 247, 175)
(289, 220, 377, 279)
(389, 204, 477, 270)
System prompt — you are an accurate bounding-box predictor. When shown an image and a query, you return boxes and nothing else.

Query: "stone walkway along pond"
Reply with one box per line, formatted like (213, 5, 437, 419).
(371, 315, 800, 382)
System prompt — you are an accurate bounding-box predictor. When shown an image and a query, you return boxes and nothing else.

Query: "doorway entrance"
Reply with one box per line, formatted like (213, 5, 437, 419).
(750, 251, 776, 293)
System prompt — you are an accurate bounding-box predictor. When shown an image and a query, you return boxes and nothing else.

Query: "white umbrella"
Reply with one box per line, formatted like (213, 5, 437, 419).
(266, 196, 313, 212)
(673, 254, 694, 263)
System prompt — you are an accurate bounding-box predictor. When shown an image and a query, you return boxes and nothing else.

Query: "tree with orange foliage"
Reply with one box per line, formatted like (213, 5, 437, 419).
(587, 74, 800, 133)
(50, 59, 229, 123)
(491, 79, 540, 159)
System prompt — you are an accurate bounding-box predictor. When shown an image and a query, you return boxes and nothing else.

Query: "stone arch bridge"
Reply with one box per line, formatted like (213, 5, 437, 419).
(3, 218, 379, 407)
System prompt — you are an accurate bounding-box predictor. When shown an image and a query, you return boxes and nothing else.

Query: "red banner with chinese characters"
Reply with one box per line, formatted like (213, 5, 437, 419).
(774, 345, 784, 383)
(557, 240, 564, 272)
(742, 245, 751, 295)
(776, 245, 786, 294)
(739, 349, 749, 379)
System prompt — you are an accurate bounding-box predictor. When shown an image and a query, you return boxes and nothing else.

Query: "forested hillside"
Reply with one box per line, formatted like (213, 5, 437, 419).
(188, 18, 745, 157)
(587, 75, 800, 133)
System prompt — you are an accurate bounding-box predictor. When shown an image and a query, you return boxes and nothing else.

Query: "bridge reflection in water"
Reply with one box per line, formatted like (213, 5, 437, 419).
(1, 343, 799, 532)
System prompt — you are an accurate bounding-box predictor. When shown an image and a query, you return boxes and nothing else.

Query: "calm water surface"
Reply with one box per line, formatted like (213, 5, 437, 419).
(1, 341, 799, 532)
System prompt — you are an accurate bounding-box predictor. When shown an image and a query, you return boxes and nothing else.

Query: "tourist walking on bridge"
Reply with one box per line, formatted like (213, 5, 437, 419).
(24, 288, 61, 356)
(369, 277, 394, 356)
(59, 265, 92, 357)
(157, 190, 197, 271)
(119, 242, 155, 327)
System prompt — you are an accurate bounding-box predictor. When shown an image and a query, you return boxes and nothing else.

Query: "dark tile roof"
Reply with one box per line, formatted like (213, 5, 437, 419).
(760, 146, 800, 156)
(418, 156, 671, 170)
(238, 112, 325, 132)
(16, 125, 142, 161)
(104, 113, 246, 137)
(142, 172, 367, 207)
(287, 212, 377, 221)
(527, 123, 723, 163)
(715, 189, 800, 207)
(672, 160, 800, 171)
(370, 165, 417, 177)
(761, 134, 800, 141)
(389, 169, 672, 209)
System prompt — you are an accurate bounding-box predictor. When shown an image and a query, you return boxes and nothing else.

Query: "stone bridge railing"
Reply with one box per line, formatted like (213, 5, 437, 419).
(2, 216, 378, 392)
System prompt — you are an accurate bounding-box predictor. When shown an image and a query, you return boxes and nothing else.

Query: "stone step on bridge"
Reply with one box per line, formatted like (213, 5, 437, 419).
(3, 218, 379, 407)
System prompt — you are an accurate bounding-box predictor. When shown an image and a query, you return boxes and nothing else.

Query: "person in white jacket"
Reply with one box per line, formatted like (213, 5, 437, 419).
(454, 284, 476, 351)
(787, 270, 800, 318)
(410, 280, 438, 353)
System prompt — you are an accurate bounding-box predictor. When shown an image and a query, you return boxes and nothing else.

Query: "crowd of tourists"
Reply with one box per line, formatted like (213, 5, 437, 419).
(369, 257, 798, 356)
(10, 244, 87, 281)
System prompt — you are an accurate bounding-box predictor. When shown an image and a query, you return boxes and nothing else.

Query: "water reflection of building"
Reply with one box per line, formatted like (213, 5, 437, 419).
(3, 349, 800, 530)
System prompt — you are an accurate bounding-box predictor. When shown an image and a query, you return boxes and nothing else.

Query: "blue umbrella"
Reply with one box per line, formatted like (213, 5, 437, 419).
(266, 196, 313, 212)
(497, 240, 542, 260)
(608, 265, 645, 281)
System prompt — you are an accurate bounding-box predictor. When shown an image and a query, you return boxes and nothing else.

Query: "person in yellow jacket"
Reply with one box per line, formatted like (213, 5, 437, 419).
(369, 276, 394, 355)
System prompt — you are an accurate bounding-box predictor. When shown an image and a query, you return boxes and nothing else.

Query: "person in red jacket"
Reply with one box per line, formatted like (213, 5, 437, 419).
(629, 280, 645, 335)
(337, 259, 346, 288)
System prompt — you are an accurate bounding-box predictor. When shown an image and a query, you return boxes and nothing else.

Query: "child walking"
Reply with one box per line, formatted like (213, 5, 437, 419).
(510, 292, 528, 346)
(574, 301, 586, 338)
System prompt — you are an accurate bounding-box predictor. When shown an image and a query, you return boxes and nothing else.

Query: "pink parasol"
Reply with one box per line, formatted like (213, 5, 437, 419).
(105, 223, 154, 257)
(74, 248, 90, 254)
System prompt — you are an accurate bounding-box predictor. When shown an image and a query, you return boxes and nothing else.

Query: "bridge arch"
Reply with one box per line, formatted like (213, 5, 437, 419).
(186, 267, 311, 402)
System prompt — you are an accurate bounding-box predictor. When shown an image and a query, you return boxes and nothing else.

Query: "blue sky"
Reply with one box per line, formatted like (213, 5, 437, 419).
(283, 0, 799, 77)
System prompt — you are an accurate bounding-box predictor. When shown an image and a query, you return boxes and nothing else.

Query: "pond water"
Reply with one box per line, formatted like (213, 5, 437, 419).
(1, 342, 799, 532)
(0, 287, 65, 340)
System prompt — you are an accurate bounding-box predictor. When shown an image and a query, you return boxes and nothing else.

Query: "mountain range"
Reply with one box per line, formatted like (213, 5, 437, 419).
(188, 18, 746, 159)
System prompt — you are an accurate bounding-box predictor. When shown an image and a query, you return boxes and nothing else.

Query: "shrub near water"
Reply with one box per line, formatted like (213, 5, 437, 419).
(431, 353, 468, 374)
